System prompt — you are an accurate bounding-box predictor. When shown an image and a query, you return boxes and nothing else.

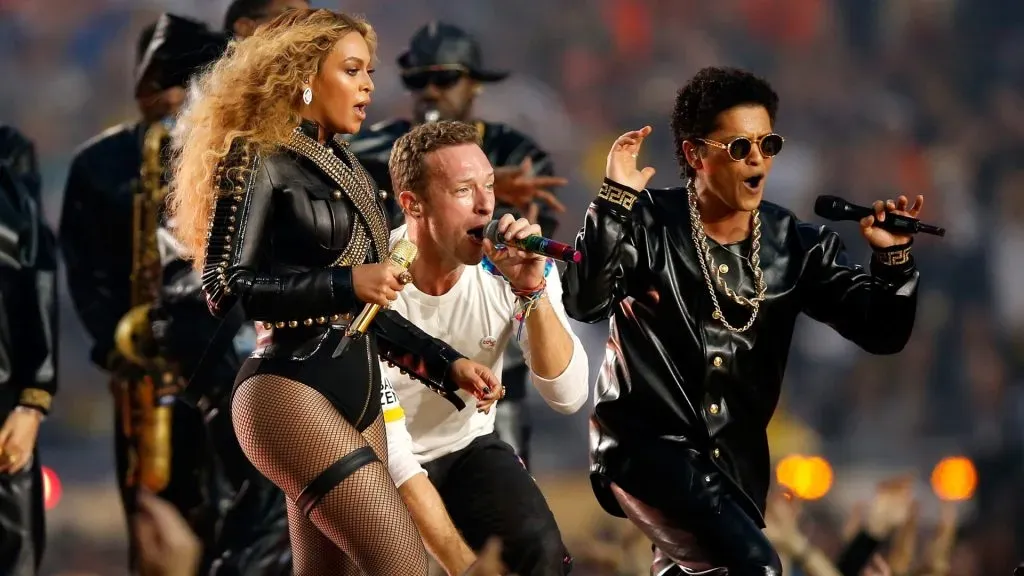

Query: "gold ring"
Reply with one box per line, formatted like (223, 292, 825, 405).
(398, 271, 414, 285)
(499, 386, 506, 399)
(2, 451, 19, 465)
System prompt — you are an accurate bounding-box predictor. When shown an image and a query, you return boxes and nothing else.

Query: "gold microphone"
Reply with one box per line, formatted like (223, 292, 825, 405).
(332, 238, 418, 357)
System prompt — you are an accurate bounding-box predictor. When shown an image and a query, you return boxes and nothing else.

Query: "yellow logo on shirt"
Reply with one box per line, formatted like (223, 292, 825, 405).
(381, 375, 405, 423)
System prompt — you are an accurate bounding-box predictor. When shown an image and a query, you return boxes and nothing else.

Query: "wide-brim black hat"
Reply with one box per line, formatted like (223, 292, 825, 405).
(397, 21, 509, 83)
(135, 13, 228, 95)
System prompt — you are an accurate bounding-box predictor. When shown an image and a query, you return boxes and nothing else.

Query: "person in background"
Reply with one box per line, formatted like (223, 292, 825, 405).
(59, 14, 228, 573)
(349, 21, 568, 472)
(0, 125, 59, 576)
(223, 0, 309, 38)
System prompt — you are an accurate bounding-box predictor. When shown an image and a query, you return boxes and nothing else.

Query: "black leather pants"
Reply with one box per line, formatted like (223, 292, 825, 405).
(203, 391, 291, 576)
(0, 450, 45, 576)
(610, 453, 781, 576)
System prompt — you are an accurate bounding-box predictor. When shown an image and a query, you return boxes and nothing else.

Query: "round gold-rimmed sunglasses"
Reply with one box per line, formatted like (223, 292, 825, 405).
(696, 133, 785, 161)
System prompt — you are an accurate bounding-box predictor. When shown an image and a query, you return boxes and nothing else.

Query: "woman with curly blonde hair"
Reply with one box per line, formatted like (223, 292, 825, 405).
(168, 9, 501, 574)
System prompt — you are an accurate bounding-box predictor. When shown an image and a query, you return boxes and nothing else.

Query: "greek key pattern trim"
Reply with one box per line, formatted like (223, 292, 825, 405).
(598, 181, 639, 211)
(874, 245, 912, 267)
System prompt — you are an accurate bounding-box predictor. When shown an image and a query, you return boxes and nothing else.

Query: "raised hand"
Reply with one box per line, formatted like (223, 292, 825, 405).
(860, 194, 925, 249)
(864, 475, 915, 539)
(493, 157, 568, 214)
(606, 126, 657, 192)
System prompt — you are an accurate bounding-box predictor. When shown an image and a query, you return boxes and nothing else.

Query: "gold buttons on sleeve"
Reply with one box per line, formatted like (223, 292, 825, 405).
(709, 403, 720, 415)
(712, 448, 721, 458)
(712, 356, 723, 367)
(332, 190, 342, 200)
(718, 263, 729, 274)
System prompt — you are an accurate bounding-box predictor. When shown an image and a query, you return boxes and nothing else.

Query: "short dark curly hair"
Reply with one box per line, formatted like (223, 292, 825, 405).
(671, 66, 779, 179)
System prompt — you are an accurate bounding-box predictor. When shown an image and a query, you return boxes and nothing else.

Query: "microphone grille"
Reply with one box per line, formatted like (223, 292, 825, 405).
(389, 238, 418, 269)
(814, 195, 844, 219)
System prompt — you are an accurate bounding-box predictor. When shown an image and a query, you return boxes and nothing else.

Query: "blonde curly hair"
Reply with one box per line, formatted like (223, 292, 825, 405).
(168, 8, 376, 270)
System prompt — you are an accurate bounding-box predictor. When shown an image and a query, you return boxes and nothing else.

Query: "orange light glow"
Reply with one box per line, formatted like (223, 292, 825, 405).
(930, 456, 977, 501)
(775, 454, 833, 500)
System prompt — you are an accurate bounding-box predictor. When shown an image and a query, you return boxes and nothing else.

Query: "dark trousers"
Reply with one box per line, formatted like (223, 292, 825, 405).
(113, 395, 214, 573)
(610, 452, 781, 576)
(424, 432, 571, 576)
(496, 360, 531, 470)
(203, 398, 291, 576)
(0, 448, 45, 576)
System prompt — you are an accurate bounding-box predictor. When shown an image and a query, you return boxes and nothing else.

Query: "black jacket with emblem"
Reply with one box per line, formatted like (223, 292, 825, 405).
(562, 178, 919, 525)
(347, 118, 560, 237)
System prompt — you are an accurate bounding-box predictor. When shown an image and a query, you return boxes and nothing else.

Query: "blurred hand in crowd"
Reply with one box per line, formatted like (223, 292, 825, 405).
(133, 491, 201, 576)
(861, 554, 893, 576)
(864, 475, 915, 539)
(764, 489, 805, 556)
(464, 537, 511, 576)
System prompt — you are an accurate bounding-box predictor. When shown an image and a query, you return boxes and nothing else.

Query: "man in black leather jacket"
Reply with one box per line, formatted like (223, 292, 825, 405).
(562, 67, 923, 576)
(0, 125, 58, 576)
(59, 14, 228, 574)
(348, 20, 567, 472)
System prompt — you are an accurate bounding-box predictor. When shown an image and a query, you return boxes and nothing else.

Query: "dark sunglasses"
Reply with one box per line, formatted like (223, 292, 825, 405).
(401, 69, 466, 91)
(697, 133, 785, 161)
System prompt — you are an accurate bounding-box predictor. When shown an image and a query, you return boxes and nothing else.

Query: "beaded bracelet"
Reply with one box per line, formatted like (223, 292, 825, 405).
(512, 278, 548, 341)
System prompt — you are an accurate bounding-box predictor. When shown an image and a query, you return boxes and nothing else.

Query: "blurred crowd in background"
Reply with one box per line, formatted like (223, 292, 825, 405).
(1, 0, 1022, 574)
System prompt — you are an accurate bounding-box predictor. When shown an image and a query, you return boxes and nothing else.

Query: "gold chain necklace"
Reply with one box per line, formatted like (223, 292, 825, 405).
(687, 182, 767, 333)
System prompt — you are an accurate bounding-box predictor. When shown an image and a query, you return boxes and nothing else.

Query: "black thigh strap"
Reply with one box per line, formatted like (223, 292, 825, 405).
(295, 446, 379, 517)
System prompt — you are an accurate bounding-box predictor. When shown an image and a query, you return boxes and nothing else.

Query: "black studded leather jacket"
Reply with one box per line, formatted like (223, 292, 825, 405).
(562, 178, 920, 524)
(202, 121, 467, 406)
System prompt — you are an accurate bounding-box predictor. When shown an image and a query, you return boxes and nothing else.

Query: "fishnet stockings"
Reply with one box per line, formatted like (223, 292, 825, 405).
(233, 374, 428, 575)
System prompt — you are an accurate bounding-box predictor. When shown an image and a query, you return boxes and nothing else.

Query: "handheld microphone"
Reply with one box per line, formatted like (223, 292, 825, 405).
(471, 220, 582, 263)
(813, 195, 945, 237)
(331, 239, 418, 358)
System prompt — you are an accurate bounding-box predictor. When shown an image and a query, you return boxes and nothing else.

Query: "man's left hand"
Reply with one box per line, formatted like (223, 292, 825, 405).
(483, 214, 547, 292)
(0, 408, 42, 475)
(859, 194, 925, 249)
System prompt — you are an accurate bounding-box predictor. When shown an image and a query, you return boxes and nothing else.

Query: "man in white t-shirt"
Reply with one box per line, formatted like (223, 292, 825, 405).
(381, 120, 589, 575)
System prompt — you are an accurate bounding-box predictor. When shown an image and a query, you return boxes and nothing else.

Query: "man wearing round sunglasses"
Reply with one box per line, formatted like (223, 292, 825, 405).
(563, 66, 923, 575)
(349, 21, 568, 477)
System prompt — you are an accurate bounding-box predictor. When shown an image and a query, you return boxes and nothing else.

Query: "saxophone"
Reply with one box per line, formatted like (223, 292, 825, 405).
(112, 119, 176, 494)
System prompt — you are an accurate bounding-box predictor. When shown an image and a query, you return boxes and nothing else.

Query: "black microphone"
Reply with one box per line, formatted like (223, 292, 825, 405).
(470, 220, 582, 263)
(814, 195, 945, 237)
